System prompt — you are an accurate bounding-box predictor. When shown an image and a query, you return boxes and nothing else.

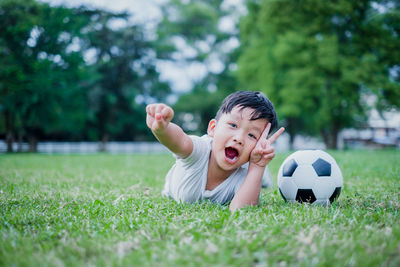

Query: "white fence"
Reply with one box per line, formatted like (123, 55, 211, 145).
(1, 130, 398, 154)
(0, 133, 325, 154)
(0, 141, 169, 154)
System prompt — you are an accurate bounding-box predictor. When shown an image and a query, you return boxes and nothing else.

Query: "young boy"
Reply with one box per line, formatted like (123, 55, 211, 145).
(146, 91, 284, 211)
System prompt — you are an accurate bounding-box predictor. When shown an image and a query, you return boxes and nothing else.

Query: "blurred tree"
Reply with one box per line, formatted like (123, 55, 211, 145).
(80, 9, 170, 150)
(0, 0, 89, 152)
(156, 0, 240, 133)
(237, 0, 400, 149)
(0, 1, 170, 152)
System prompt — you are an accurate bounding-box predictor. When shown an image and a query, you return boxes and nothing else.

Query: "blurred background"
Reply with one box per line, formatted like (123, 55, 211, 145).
(0, 0, 399, 153)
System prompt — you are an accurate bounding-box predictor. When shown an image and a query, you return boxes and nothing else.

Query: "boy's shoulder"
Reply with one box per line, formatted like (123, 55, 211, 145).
(177, 134, 211, 163)
(192, 134, 212, 154)
(189, 134, 212, 145)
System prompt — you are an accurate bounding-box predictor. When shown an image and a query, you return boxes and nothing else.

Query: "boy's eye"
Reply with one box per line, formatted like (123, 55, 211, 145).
(248, 133, 257, 139)
(229, 123, 237, 128)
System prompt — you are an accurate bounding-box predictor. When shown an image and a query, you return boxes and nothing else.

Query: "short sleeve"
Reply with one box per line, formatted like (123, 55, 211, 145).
(177, 135, 211, 168)
(163, 135, 211, 203)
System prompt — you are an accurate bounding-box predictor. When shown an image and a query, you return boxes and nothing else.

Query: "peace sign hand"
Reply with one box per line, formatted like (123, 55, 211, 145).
(250, 123, 285, 169)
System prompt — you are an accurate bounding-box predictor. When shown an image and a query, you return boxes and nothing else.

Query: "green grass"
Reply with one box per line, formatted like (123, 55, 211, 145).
(1, 150, 399, 266)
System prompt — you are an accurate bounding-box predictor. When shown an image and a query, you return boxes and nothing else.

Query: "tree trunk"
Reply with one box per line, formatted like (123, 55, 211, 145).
(6, 131, 13, 153)
(285, 117, 299, 151)
(17, 132, 24, 152)
(4, 111, 13, 153)
(99, 134, 109, 152)
(28, 135, 38, 153)
(321, 128, 339, 149)
(288, 133, 295, 150)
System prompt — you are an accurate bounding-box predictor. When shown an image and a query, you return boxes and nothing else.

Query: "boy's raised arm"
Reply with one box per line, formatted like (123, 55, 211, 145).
(229, 124, 285, 211)
(146, 103, 193, 158)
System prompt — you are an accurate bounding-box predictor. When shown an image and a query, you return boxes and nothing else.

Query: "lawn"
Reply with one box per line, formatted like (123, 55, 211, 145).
(1, 150, 399, 266)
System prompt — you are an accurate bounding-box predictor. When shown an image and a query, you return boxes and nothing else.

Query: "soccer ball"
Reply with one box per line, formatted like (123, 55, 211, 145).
(277, 150, 343, 205)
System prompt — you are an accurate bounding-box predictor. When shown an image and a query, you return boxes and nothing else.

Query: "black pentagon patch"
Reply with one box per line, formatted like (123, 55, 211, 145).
(329, 187, 342, 203)
(282, 159, 298, 177)
(296, 189, 316, 203)
(312, 158, 331, 176)
(279, 188, 287, 202)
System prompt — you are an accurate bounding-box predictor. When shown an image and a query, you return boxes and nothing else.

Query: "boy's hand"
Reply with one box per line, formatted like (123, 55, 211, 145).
(146, 104, 174, 133)
(250, 124, 285, 168)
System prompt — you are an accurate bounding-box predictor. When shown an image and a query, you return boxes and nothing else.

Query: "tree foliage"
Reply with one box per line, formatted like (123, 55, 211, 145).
(2, 0, 398, 152)
(78, 9, 169, 148)
(237, 0, 400, 148)
(157, 0, 240, 133)
(0, 0, 169, 152)
(0, 0, 88, 151)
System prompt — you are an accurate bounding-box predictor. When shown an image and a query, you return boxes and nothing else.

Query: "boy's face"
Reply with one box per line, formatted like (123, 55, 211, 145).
(208, 106, 268, 172)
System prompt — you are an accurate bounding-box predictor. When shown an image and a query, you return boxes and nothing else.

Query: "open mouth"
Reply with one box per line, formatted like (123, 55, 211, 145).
(225, 147, 239, 164)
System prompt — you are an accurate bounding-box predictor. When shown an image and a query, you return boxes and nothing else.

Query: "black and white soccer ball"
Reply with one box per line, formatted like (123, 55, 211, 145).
(277, 150, 343, 205)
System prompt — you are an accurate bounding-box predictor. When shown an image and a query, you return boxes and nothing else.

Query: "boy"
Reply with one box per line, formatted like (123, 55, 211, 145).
(146, 91, 284, 211)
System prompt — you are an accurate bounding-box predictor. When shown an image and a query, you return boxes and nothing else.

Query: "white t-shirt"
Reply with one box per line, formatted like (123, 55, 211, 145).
(161, 135, 248, 205)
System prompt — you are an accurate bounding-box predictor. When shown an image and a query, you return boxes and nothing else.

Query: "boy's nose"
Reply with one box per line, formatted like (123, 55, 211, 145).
(233, 133, 244, 145)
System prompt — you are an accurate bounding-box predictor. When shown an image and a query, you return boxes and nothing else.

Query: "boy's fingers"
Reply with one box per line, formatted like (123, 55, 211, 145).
(162, 106, 174, 121)
(252, 148, 261, 156)
(261, 123, 271, 140)
(268, 127, 285, 144)
(146, 104, 154, 115)
(254, 143, 273, 155)
(155, 112, 162, 121)
(263, 152, 275, 159)
(263, 146, 274, 154)
(155, 105, 163, 115)
(154, 114, 165, 129)
(151, 105, 157, 116)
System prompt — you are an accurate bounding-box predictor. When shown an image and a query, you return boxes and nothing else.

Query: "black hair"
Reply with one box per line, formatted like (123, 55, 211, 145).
(215, 91, 278, 130)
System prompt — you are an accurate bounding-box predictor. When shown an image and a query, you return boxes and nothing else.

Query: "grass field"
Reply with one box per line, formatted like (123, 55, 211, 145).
(1, 150, 399, 266)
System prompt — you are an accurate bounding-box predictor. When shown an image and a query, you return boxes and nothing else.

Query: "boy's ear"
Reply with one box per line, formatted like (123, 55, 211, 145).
(207, 119, 217, 137)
